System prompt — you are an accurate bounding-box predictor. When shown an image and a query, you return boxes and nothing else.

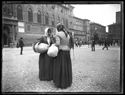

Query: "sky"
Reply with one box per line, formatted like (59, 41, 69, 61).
(71, 4, 121, 32)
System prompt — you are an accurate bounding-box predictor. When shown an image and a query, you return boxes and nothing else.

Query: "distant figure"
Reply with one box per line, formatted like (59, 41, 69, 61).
(102, 38, 108, 50)
(18, 37, 24, 55)
(91, 40, 95, 51)
(75, 40, 78, 47)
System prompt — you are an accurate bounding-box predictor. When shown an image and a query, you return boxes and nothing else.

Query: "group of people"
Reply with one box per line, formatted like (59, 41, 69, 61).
(75, 40, 84, 47)
(91, 38, 109, 51)
(35, 23, 74, 89)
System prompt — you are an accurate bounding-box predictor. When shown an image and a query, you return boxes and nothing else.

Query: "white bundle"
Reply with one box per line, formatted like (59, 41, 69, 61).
(47, 44, 58, 57)
(33, 42, 49, 53)
(33, 42, 39, 53)
(37, 43, 49, 53)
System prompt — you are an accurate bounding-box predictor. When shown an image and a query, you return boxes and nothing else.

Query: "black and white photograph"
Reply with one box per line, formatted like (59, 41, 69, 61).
(1, 1, 123, 94)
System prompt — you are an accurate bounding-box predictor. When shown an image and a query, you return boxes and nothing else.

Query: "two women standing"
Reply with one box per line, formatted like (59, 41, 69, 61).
(37, 23, 73, 89)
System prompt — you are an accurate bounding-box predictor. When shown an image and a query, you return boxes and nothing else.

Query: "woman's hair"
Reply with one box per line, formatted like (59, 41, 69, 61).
(56, 24, 68, 37)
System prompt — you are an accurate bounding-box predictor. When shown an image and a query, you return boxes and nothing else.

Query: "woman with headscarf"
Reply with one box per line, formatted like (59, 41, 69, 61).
(53, 23, 72, 89)
(38, 27, 55, 81)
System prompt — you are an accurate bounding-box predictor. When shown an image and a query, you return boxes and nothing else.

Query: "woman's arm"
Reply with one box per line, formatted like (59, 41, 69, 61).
(38, 36, 44, 44)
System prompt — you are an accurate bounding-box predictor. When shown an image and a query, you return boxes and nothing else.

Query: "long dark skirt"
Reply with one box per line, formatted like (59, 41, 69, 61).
(39, 52, 53, 81)
(53, 50, 72, 89)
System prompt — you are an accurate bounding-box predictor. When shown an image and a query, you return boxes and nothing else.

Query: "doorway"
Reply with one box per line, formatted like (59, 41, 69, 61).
(2, 25, 10, 47)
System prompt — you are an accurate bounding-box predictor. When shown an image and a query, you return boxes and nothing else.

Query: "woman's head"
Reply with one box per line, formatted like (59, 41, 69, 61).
(56, 23, 69, 37)
(45, 27, 53, 37)
(56, 23, 65, 32)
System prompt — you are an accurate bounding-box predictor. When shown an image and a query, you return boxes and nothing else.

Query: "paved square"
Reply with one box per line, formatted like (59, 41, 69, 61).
(2, 45, 121, 92)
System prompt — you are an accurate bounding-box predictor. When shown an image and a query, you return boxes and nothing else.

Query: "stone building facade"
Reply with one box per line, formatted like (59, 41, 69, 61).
(90, 22, 106, 41)
(70, 17, 90, 43)
(2, 3, 97, 47)
(17, 4, 74, 46)
(83, 19, 91, 42)
(2, 3, 18, 47)
(108, 11, 121, 45)
(116, 11, 121, 24)
(2, 3, 75, 47)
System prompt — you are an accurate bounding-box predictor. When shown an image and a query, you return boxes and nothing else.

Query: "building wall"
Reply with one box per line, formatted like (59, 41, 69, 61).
(2, 3, 18, 47)
(2, 3, 93, 47)
(90, 23, 106, 41)
(14, 4, 74, 46)
(108, 11, 121, 44)
(116, 11, 121, 24)
(83, 19, 90, 42)
(72, 17, 90, 42)
(108, 23, 121, 41)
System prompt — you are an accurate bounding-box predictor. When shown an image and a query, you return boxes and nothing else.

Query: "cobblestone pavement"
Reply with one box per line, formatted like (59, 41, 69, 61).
(2, 45, 121, 93)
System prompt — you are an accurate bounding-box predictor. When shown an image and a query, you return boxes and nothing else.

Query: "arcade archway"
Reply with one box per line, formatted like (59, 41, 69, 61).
(2, 25, 10, 47)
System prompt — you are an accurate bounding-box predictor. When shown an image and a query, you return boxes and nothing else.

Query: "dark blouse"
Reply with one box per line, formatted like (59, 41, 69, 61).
(38, 36, 55, 46)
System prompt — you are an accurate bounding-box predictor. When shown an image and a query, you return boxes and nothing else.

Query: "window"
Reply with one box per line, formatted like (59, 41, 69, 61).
(27, 25, 30, 31)
(28, 8, 33, 22)
(52, 15, 55, 26)
(58, 16, 60, 23)
(45, 13, 49, 25)
(41, 27, 44, 34)
(37, 10, 41, 23)
(63, 18, 65, 25)
(17, 5, 23, 21)
(66, 19, 68, 28)
(3, 4, 13, 17)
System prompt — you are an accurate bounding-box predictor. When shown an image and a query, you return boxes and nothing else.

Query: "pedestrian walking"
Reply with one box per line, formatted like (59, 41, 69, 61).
(102, 38, 108, 50)
(91, 39, 95, 51)
(53, 23, 72, 89)
(36, 27, 55, 81)
(18, 37, 24, 55)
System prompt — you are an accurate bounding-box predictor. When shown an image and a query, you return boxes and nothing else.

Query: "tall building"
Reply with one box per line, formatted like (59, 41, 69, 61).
(108, 11, 121, 45)
(116, 11, 121, 24)
(2, 3, 74, 47)
(69, 17, 90, 43)
(2, 3, 18, 47)
(2, 3, 95, 47)
(90, 22, 106, 41)
(72, 17, 86, 41)
(83, 19, 90, 42)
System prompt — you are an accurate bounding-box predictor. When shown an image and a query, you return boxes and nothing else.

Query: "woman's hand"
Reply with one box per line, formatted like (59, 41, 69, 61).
(54, 36, 60, 47)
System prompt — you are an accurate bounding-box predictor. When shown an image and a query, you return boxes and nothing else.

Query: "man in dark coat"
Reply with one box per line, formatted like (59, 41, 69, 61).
(18, 37, 24, 55)
(91, 39, 95, 51)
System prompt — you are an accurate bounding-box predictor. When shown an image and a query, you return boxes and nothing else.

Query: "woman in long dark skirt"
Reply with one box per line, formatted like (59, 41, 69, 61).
(38, 27, 55, 81)
(53, 23, 72, 89)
